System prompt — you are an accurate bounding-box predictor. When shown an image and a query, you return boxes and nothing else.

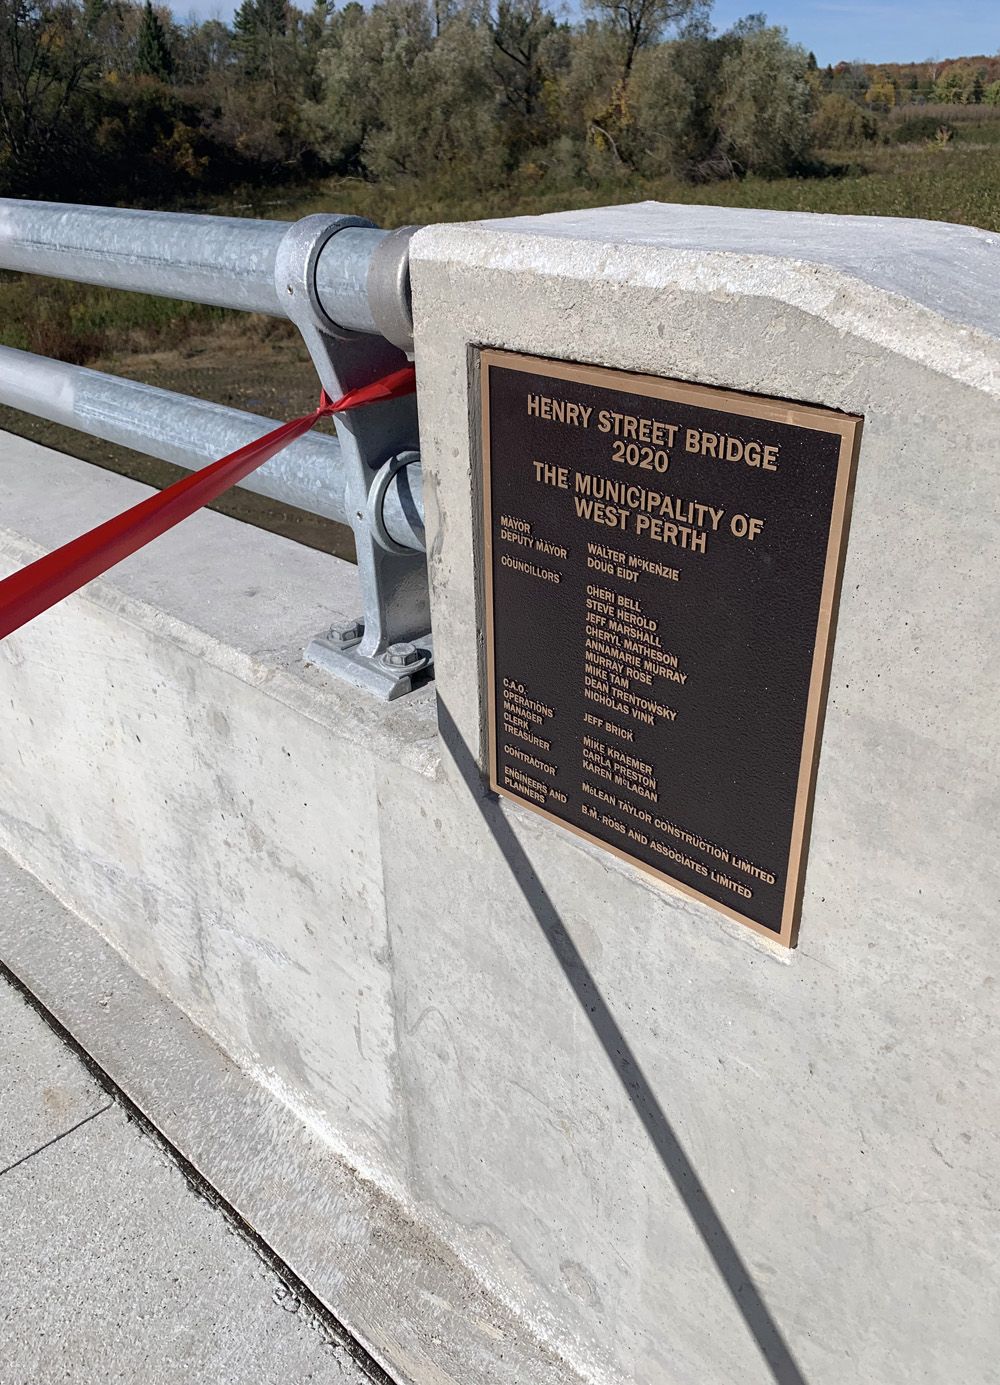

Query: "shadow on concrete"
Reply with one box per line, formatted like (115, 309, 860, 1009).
(437, 699, 808, 1385)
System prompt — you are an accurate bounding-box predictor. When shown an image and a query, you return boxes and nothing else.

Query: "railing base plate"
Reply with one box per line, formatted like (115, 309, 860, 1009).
(304, 632, 433, 701)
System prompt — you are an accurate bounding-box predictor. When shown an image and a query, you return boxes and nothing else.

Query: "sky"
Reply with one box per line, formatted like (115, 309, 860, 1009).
(168, 0, 999, 68)
(709, 1, 998, 66)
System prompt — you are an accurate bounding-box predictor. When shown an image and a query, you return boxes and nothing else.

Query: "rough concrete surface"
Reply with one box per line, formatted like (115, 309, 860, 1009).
(0, 201, 997, 1385)
(0, 974, 377, 1385)
(0, 847, 586, 1385)
(0, 971, 106, 1165)
(480, 201, 1000, 343)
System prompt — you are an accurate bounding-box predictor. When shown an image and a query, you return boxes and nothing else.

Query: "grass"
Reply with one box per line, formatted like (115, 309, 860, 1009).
(0, 272, 229, 363)
(255, 140, 1000, 232)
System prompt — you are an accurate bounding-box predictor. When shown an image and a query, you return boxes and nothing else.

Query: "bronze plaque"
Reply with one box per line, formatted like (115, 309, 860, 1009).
(481, 350, 862, 947)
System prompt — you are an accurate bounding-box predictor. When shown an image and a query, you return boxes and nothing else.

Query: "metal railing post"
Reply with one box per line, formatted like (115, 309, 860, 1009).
(274, 214, 430, 698)
(0, 200, 430, 699)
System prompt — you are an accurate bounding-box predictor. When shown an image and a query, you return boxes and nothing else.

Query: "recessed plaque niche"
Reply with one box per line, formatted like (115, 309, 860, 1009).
(480, 349, 862, 946)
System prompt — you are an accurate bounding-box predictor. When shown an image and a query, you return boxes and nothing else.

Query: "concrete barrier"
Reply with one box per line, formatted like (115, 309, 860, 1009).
(1, 201, 998, 1384)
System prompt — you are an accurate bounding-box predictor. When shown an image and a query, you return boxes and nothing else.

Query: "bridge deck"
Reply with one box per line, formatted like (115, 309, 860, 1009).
(0, 860, 386, 1384)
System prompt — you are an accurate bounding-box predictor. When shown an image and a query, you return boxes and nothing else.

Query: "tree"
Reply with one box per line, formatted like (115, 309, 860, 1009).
(173, 17, 235, 86)
(627, 21, 731, 178)
(488, 0, 561, 155)
(136, 0, 173, 80)
(584, 0, 705, 81)
(0, 0, 102, 193)
(549, 20, 622, 162)
(234, 0, 286, 86)
(223, 0, 324, 168)
(829, 60, 868, 102)
(812, 91, 876, 148)
(865, 75, 895, 112)
(933, 65, 975, 104)
(306, 0, 503, 185)
(716, 24, 815, 176)
(627, 36, 705, 176)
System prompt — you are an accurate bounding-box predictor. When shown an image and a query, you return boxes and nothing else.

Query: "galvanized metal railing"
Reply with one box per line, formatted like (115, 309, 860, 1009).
(0, 200, 429, 699)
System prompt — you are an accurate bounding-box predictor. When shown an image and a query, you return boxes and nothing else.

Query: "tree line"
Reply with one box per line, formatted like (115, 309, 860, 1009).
(824, 55, 1000, 111)
(0, 0, 990, 206)
(0, 0, 828, 200)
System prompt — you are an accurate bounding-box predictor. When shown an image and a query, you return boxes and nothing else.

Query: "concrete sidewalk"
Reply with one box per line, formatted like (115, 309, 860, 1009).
(0, 973, 384, 1385)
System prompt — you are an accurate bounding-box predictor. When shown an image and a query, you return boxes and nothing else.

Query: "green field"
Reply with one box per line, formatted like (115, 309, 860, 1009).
(284, 140, 1000, 230)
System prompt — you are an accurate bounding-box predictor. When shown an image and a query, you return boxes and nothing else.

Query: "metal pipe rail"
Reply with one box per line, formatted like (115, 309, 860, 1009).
(0, 346, 425, 552)
(0, 201, 415, 348)
(0, 199, 429, 698)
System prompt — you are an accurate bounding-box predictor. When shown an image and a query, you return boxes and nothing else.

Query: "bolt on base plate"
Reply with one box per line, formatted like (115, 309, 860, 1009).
(304, 629, 433, 701)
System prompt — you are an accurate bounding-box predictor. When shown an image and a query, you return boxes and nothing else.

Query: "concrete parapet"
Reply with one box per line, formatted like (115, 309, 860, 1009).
(408, 202, 1000, 1382)
(0, 201, 997, 1384)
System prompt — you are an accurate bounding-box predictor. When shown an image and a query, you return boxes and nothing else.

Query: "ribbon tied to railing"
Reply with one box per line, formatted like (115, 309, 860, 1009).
(0, 364, 417, 643)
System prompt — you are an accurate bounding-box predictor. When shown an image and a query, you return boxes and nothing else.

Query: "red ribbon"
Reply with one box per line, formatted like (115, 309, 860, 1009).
(0, 365, 416, 643)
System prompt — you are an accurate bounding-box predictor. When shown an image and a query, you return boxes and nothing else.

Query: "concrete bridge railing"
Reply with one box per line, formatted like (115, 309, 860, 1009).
(0, 199, 997, 1385)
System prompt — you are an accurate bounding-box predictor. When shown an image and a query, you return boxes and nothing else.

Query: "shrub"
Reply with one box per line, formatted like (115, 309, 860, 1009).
(890, 114, 956, 145)
(812, 93, 878, 148)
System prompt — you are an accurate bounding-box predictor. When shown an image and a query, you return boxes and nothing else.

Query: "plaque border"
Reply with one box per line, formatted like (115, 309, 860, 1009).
(480, 349, 862, 948)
